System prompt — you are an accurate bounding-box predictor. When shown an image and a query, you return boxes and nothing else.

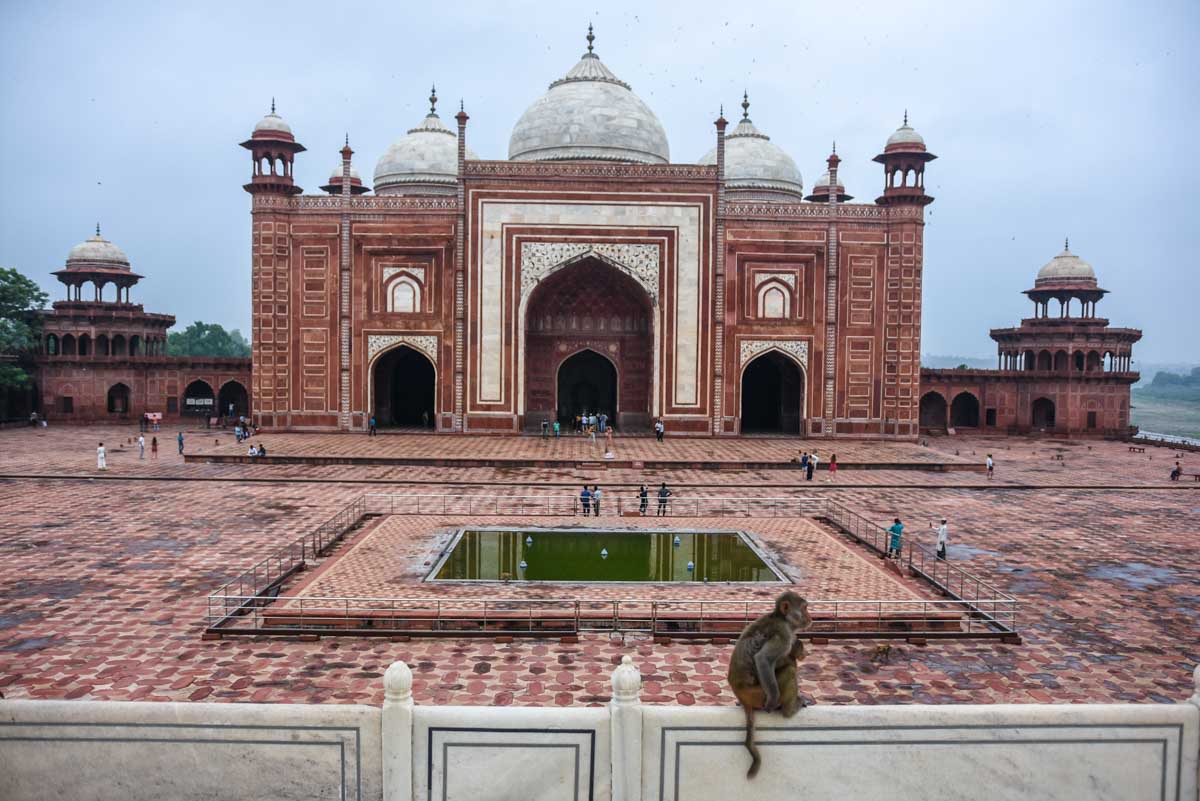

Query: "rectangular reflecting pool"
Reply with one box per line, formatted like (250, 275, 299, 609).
(429, 527, 785, 583)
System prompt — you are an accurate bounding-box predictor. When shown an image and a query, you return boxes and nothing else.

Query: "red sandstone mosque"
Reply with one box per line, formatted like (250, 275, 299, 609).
(242, 29, 939, 437)
(15, 28, 1140, 437)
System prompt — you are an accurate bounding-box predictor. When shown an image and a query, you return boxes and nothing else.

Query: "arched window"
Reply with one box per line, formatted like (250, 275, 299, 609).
(389, 278, 420, 313)
(1073, 351, 1085, 371)
(1037, 350, 1052, 371)
(1054, 350, 1069, 372)
(129, 335, 141, 356)
(1023, 350, 1035, 371)
(78, 334, 91, 356)
(756, 281, 790, 319)
(96, 335, 110, 356)
(62, 334, 76, 355)
(46, 334, 58, 355)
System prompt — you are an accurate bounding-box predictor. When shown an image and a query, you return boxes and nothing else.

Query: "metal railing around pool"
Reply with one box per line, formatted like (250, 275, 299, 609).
(204, 595, 1016, 640)
(204, 492, 1020, 642)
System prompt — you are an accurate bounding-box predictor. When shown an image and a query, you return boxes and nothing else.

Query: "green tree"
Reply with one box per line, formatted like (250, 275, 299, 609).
(166, 321, 251, 358)
(0, 267, 49, 390)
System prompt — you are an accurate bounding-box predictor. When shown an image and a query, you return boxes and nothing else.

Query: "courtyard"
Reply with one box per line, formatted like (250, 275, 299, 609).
(0, 424, 1196, 708)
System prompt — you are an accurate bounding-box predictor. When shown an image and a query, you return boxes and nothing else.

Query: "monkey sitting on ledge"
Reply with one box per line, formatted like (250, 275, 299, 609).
(726, 590, 812, 778)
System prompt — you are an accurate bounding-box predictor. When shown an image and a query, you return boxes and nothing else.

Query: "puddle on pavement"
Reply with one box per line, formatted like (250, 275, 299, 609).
(1086, 562, 1179, 590)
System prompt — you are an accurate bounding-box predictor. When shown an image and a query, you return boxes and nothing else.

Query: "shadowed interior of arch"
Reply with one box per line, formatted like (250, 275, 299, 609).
(373, 345, 435, 428)
(556, 349, 617, 426)
(740, 350, 803, 434)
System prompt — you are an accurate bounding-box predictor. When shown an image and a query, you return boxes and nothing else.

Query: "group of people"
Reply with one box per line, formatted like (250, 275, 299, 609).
(578, 483, 674, 516)
(233, 416, 257, 443)
(884, 517, 951, 561)
(28, 412, 47, 429)
(795, 451, 837, 481)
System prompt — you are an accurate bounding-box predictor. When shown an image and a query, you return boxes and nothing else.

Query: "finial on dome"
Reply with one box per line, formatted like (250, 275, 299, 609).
(832, 140, 837, 154)
(586, 22, 594, 53)
(903, 109, 908, 126)
(459, 99, 464, 112)
(271, 97, 276, 115)
(429, 84, 438, 115)
(95, 222, 101, 237)
(345, 133, 349, 147)
(719, 103, 724, 117)
(1064, 236, 1070, 252)
(742, 90, 750, 121)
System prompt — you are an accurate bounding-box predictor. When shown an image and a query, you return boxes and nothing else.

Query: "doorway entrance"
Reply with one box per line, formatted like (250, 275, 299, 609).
(1031, 397, 1056, 429)
(740, 351, 804, 434)
(373, 346, 435, 428)
(556, 350, 617, 426)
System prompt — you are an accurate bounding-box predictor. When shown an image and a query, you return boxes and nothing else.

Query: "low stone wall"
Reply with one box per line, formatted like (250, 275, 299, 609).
(2, 659, 1197, 801)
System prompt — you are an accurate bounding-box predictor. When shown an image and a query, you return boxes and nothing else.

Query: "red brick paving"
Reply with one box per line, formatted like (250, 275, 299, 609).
(0, 425, 1196, 708)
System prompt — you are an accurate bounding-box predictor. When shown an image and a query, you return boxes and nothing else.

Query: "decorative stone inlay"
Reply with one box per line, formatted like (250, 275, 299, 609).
(754, 272, 796, 290)
(382, 266, 425, 284)
(367, 334, 438, 366)
(465, 160, 715, 180)
(520, 242, 660, 304)
(740, 338, 809, 369)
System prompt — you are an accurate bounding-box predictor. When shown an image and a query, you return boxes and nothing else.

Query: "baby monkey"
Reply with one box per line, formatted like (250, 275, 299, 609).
(726, 590, 811, 778)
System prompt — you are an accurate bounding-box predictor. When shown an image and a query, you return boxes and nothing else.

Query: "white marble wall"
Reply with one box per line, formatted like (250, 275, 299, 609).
(0, 699, 382, 801)
(2, 661, 1196, 801)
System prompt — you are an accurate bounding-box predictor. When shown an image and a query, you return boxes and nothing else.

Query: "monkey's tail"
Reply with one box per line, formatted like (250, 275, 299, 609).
(743, 705, 761, 779)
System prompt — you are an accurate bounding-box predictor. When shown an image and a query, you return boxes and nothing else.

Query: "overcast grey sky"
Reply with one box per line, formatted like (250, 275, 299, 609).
(1, 0, 1196, 364)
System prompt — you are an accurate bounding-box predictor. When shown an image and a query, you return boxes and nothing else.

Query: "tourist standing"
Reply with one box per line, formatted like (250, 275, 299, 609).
(805, 456, 815, 481)
(800, 452, 809, 471)
(96, 442, 107, 471)
(828, 453, 838, 480)
(886, 518, 904, 559)
(986, 453, 994, 480)
(931, 518, 949, 560)
(580, 485, 592, 516)
(657, 482, 672, 516)
(177, 432, 185, 455)
(369, 416, 377, 436)
(598, 413, 607, 434)
(137, 434, 145, 460)
(809, 451, 820, 481)
(150, 436, 158, 460)
(553, 420, 561, 438)
(638, 485, 648, 515)
(654, 418, 665, 443)
(592, 485, 602, 516)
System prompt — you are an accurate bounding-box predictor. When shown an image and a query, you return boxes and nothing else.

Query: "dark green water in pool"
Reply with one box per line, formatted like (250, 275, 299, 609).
(433, 529, 779, 582)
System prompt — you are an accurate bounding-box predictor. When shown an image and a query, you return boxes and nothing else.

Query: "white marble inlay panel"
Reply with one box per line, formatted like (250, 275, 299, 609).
(642, 704, 1196, 801)
(739, 339, 808, 370)
(367, 334, 438, 366)
(520, 242, 660, 303)
(474, 199, 704, 408)
(753, 272, 796, 290)
(413, 706, 611, 801)
(382, 266, 426, 283)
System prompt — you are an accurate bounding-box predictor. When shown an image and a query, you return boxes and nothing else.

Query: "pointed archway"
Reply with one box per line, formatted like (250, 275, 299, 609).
(556, 349, 617, 425)
(523, 257, 653, 431)
(372, 345, 436, 428)
(739, 350, 804, 434)
(919, 391, 948, 431)
(950, 392, 980, 428)
(1032, 397, 1056, 429)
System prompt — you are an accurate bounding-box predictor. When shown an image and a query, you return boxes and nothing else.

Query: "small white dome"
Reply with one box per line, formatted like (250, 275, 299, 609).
(886, 123, 924, 147)
(329, 163, 362, 182)
(814, 170, 832, 188)
(1037, 245, 1096, 282)
(373, 111, 478, 195)
(699, 99, 802, 199)
(508, 29, 669, 164)
(66, 229, 129, 269)
(254, 111, 292, 136)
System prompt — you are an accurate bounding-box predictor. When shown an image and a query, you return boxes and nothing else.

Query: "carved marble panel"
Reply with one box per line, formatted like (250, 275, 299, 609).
(740, 339, 809, 370)
(367, 334, 438, 366)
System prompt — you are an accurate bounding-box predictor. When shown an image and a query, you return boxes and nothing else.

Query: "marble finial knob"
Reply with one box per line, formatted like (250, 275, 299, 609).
(384, 660, 413, 705)
(611, 654, 642, 703)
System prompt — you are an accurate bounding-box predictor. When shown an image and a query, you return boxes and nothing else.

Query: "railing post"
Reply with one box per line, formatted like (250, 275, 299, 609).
(609, 654, 643, 801)
(383, 661, 415, 801)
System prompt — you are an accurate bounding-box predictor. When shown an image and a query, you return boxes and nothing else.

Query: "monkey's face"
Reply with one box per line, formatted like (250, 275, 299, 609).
(778, 592, 811, 630)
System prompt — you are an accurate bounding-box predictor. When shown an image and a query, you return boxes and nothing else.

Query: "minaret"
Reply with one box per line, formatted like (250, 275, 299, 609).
(240, 99, 305, 196)
(872, 111, 936, 206)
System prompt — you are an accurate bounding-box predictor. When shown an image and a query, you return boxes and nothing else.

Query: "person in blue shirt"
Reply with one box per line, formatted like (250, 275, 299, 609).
(579, 485, 592, 516)
(886, 518, 904, 559)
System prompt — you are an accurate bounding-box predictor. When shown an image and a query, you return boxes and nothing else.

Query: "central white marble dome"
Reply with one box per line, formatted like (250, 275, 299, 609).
(508, 28, 669, 164)
(1037, 242, 1097, 282)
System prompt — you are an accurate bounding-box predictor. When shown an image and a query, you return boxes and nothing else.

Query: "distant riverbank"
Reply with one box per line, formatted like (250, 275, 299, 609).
(1130, 391, 1200, 439)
